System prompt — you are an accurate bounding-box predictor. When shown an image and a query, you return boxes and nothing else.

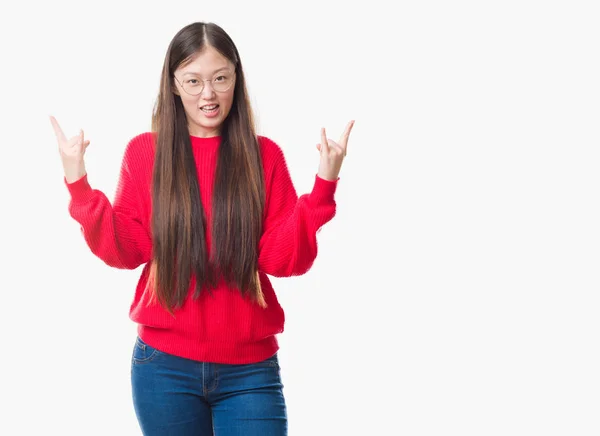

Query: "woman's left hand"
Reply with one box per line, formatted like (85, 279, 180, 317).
(316, 120, 355, 181)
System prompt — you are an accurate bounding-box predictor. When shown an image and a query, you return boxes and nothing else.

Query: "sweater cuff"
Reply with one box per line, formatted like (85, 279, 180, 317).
(64, 174, 95, 204)
(308, 174, 338, 206)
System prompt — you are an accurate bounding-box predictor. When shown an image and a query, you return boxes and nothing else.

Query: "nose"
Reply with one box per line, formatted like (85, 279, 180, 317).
(200, 81, 216, 99)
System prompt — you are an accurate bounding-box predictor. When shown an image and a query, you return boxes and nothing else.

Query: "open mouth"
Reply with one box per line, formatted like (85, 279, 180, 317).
(200, 104, 219, 114)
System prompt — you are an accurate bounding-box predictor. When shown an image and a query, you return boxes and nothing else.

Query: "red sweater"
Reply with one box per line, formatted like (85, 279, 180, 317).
(65, 132, 337, 364)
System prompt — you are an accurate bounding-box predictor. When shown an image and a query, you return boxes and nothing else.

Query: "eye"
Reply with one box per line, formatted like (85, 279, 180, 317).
(187, 79, 200, 85)
(214, 75, 226, 82)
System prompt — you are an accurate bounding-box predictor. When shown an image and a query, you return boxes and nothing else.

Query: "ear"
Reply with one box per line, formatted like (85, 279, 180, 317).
(170, 77, 181, 96)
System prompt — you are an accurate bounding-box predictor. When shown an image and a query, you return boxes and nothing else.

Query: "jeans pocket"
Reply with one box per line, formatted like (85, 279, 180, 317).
(132, 337, 160, 365)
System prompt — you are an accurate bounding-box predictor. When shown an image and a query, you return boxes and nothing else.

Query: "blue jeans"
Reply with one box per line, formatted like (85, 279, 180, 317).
(130, 336, 287, 435)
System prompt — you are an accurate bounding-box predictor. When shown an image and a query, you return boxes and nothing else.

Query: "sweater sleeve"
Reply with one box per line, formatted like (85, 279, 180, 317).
(258, 143, 337, 277)
(65, 140, 152, 270)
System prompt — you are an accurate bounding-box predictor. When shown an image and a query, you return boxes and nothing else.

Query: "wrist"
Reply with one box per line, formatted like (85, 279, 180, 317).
(317, 168, 339, 182)
(64, 164, 87, 184)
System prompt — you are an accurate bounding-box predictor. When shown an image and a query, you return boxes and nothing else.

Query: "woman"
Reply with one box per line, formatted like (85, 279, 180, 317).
(50, 21, 354, 435)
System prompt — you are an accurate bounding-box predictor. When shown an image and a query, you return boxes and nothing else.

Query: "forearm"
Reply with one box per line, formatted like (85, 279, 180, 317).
(258, 175, 337, 277)
(66, 174, 151, 269)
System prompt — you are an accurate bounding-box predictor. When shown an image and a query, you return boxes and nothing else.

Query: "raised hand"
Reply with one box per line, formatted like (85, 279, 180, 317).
(49, 115, 91, 183)
(316, 120, 355, 181)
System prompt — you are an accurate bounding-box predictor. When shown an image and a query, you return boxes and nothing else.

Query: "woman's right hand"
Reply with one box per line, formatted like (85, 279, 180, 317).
(49, 115, 91, 183)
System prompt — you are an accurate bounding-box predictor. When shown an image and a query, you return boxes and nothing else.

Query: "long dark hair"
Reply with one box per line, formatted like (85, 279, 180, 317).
(147, 22, 266, 314)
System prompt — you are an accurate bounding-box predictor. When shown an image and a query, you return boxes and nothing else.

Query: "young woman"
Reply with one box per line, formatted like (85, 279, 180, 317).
(50, 21, 354, 436)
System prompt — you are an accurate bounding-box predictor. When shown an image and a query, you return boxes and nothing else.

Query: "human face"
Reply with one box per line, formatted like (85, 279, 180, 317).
(173, 45, 236, 138)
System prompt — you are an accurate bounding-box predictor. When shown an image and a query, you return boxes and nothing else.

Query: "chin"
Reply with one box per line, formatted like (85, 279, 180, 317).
(198, 119, 221, 130)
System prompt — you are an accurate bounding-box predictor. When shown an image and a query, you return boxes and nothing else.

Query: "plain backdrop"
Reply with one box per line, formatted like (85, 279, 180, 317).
(1, 0, 599, 435)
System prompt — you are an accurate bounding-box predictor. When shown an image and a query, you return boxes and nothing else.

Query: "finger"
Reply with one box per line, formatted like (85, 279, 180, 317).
(49, 115, 67, 143)
(67, 129, 83, 149)
(327, 140, 345, 156)
(339, 120, 355, 150)
(317, 140, 344, 155)
(320, 127, 329, 154)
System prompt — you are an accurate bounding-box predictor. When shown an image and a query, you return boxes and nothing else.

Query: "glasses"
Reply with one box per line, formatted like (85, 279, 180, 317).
(174, 71, 236, 95)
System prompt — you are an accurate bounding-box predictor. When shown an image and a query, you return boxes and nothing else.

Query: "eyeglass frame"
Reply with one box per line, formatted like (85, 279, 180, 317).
(173, 70, 236, 96)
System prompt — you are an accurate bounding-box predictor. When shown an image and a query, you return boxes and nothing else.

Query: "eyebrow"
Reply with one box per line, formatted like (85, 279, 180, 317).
(182, 67, 231, 77)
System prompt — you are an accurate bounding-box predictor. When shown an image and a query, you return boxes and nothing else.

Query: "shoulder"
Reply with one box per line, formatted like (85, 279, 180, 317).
(258, 135, 283, 154)
(125, 132, 156, 153)
(257, 135, 294, 190)
(257, 135, 287, 167)
(122, 132, 156, 160)
(119, 132, 156, 174)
